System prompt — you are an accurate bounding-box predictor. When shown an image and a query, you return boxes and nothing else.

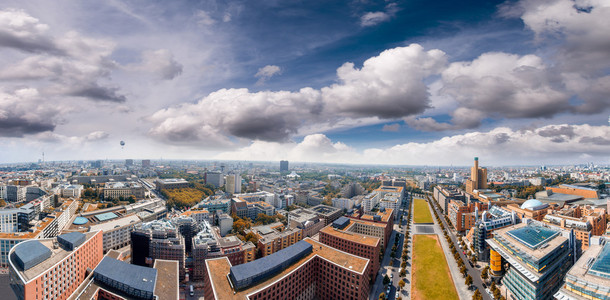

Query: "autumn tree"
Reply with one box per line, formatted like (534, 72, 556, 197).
(465, 275, 473, 287)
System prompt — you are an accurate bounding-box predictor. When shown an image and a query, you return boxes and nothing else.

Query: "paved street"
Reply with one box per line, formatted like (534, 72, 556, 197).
(369, 194, 411, 300)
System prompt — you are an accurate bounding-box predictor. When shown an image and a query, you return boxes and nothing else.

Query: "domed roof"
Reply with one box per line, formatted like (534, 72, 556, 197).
(73, 217, 88, 225)
(520, 199, 544, 210)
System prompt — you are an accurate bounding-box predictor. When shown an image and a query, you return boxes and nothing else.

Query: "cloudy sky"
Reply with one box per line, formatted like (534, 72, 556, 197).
(0, 0, 609, 166)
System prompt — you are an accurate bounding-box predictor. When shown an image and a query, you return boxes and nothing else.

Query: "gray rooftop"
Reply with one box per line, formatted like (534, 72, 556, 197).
(229, 240, 313, 290)
(332, 217, 350, 230)
(94, 256, 157, 295)
(13, 241, 52, 271)
(57, 232, 86, 251)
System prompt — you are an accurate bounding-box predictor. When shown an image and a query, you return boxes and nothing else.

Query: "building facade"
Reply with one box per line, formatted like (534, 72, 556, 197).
(8, 231, 104, 300)
(486, 221, 578, 300)
(204, 238, 370, 300)
(554, 236, 610, 300)
(466, 157, 488, 194)
(319, 217, 381, 281)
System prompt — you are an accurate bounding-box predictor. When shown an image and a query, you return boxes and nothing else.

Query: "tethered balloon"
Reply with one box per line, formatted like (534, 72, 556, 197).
(120, 141, 125, 149)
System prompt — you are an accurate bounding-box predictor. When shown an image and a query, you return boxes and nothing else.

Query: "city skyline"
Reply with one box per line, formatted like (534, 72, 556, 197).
(0, 0, 609, 166)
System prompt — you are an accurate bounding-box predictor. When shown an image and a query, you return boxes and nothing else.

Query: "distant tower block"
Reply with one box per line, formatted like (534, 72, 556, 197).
(466, 157, 488, 194)
(280, 160, 289, 172)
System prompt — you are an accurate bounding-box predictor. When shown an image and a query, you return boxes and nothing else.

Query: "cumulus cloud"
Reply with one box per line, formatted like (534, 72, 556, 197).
(519, 0, 610, 70)
(216, 124, 610, 165)
(254, 65, 281, 85)
(149, 44, 446, 144)
(128, 49, 183, 80)
(504, 0, 610, 114)
(0, 9, 126, 105)
(0, 88, 65, 137)
(430, 52, 570, 128)
(323, 44, 446, 118)
(0, 9, 62, 54)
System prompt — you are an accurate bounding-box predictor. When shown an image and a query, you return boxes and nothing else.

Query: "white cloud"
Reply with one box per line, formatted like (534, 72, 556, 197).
(0, 8, 59, 54)
(360, 3, 400, 27)
(0, 9, 125, 103)
(0, 87, 63, 137)
(322, 44, 446, 118)
(149, 44, 447, 144)
(360, 12, 390, 27)
(216, 124, 610, 165)
(254, 65, 281, 84)
(510, 0, 610, 113)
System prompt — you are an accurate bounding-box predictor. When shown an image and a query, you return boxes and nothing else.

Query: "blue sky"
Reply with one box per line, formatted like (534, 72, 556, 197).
(0, 0, 609, 166)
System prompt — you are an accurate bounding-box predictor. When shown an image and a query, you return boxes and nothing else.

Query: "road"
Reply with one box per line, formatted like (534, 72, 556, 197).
(427, 195, 492, 300)
(369, 193, 412, 300)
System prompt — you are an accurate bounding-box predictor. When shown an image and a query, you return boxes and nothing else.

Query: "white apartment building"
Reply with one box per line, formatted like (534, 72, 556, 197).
(89, 214, 142, 252)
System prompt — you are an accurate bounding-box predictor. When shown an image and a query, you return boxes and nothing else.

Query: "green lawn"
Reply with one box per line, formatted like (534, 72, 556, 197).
(412, 235, 459, 300)
(413, 198, 433, 223)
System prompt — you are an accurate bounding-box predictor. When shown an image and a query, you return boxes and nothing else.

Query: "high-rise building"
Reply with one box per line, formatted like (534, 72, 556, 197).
(466, 157, 488, 194)
(225, 174, 241, 195)
(468, 205, 517, 262)
(130, 220, 186, 280)
(142, 159, 151, 168)
(554, 236, 610, 300)
(486, 221, 578, 299)
(280, 160, 289, 172)
(205, 171, 224, 188)
(125, 159, 134, 166)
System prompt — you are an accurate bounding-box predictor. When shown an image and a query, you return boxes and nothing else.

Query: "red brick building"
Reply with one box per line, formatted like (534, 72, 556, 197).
(204, 238, 370, 300)
(319, 224, 380, 281)
(9, 231, 103, 300)
(347, 208, 394, 250)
